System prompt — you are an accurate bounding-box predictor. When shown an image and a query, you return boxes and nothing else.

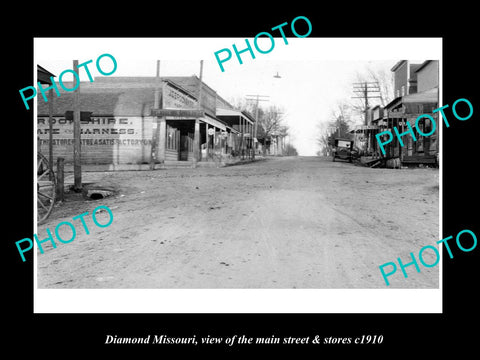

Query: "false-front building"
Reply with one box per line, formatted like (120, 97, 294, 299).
(37, 76, 256, 169)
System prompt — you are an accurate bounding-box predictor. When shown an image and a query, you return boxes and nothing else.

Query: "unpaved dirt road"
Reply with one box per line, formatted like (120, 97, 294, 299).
(37, 156, 439, 289)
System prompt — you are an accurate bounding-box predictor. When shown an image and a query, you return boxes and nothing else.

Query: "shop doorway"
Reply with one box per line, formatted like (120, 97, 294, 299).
(180, 133, 194, 161)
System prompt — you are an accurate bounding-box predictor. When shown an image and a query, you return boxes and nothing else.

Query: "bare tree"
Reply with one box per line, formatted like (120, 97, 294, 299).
(351, 66, 394, 118)
(256, 105, 287, 156)
(316, 63, 394, 156)
(365, 66, 394, 107)
(331, 102, 353, 134)
(316, 128, 332, 156)
(284, 143, 298, 156)
(228, 99, 288, 156)
(227, 96, 249, 111)
(316, 101, 354, 156)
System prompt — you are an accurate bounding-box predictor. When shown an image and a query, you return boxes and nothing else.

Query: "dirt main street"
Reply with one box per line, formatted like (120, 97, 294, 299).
(37, 156, 439, 289)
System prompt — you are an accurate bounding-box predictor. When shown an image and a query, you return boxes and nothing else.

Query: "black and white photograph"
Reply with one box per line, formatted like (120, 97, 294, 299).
(6, 8, 479, 355)
(30, 38, 443, 314)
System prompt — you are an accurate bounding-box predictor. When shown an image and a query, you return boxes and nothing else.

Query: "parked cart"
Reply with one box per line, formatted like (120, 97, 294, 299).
(37, 152, 56, 224)
(36, 65, 57, 224)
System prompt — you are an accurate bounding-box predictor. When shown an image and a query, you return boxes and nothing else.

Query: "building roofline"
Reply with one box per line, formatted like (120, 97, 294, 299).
(37, 65, 56, 84)
(391, 60, 407, 72)
(415, 60, 436, 73)
(384, 95, 403, 109)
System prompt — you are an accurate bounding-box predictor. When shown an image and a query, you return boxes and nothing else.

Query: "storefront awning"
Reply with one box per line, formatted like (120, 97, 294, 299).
(216, 108, 256, 125)
(402, 87, 438, 103)
(201, 113, 227, 131)
(350, 125, 379, 133)
(151, 108, 227, 131)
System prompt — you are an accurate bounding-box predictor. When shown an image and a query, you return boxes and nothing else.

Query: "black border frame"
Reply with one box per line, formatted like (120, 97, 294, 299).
(6, 6, 479, 355)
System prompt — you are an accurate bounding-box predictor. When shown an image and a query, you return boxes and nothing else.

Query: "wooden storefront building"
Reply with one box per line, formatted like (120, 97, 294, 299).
(364, 60, 439, 167)
(215, 107, 256, 159)
(37, 76, 255, 169)
(382, 87, 439, 165)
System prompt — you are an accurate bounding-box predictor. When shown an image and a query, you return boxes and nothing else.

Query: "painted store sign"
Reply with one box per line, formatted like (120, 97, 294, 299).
(37, 115, 154, 164)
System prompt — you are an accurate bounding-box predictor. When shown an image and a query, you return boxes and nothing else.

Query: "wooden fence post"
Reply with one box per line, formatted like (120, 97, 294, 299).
(56, 157, 64, 202)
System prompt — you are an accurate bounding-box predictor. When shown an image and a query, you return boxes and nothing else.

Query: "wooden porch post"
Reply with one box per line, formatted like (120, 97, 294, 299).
(150, 60, 162, 169)
(248, 122, 250, 157)
(213, 126, 217, 155)
(205, 123, 209, 159)
(158, 117, 166, 164)
(400, 118, 404, 160)
(177, 129, 181, 161)
(193, 119, 200, 166)
(249, 122, 253, 158)
(242, 117, 245, 158)
(240, 116, 244, 158)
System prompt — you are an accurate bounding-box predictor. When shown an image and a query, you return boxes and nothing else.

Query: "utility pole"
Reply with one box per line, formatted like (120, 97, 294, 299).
(193, 60, 203, 165)
(73, 60, 82, 191)
(150, 60, 161, 170)
(154, 59, 161, 107)
(352, 81, 381, 125)
(198, 60, 204, 107)
(245, 94, 269, 159)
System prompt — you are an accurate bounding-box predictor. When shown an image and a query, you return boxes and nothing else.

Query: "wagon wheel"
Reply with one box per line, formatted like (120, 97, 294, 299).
(37, 153, 56, 224)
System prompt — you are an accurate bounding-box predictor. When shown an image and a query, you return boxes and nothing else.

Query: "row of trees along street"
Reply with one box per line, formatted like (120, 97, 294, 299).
(229, 97, 298, 156)
(316, 65, 394, 157)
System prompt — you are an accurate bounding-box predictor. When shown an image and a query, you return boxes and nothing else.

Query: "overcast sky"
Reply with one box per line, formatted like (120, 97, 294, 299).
(35, 38, 441, 156)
